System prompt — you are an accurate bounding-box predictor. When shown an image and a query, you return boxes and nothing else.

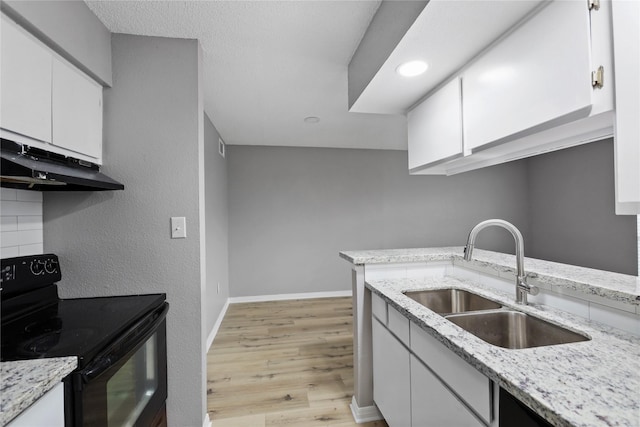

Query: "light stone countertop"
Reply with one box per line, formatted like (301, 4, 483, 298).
(0, 357, 77, 427)
(367, 276, 640, 427)
(340, 247, 640, 307)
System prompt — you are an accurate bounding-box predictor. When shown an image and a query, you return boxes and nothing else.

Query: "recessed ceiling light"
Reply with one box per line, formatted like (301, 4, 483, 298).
(304, 116, 320, 124)
(396, 60, 429, 77)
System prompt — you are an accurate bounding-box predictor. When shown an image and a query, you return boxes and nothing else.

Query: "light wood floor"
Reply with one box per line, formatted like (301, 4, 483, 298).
(207, 297, 388, 427)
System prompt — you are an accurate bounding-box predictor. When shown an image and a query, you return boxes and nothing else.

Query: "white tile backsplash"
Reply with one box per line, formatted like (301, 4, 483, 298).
(1, 189, 43, 257)
(1, 188, 18, 201)
(1, 216, 18, 232)
(589, 302, 640, 336)
(17, 216, 43, 231)
(1, 246, 20, 258)
(19, 243, 44, 256)
(16, 191, 42, 202)
(535, 291, 590, 319)
(1, 200, 43, 216)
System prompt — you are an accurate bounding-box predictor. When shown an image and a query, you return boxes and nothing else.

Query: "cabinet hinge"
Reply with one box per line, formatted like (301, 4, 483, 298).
(592, 66, 604, 89)
(588, 0, 600, 11)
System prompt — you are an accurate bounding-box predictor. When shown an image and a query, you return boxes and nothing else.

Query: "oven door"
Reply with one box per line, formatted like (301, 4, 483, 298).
(66, 303, 168, 427)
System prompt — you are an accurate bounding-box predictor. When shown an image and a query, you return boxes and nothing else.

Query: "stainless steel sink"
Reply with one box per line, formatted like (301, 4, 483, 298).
(403, 289, 501, 315)
(446, 309, 590, 349)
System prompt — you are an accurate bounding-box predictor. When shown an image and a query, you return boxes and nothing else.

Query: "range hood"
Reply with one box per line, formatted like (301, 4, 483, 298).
(1, 139, 124, 191)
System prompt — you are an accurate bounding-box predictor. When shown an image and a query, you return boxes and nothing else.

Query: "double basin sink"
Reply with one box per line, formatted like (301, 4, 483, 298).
(404, 289, 589, 349)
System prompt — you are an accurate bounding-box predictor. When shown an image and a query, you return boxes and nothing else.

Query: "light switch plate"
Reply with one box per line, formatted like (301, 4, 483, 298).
(170, 217, 186, 239)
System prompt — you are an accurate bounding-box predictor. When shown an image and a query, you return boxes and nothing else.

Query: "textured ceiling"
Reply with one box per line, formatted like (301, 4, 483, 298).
(85, 0, 409, 150)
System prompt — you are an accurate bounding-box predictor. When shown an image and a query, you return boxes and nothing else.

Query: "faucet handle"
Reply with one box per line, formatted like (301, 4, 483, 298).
(518, 278, 539, 296)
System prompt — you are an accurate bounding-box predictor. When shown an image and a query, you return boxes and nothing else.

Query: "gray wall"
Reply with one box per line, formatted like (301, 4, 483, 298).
(228, 146, 530, 297)
(527, 138, 638, 275)
(204, 115, 229, 337)
(1, 0, 112, 86)
(44, 34, 205, 426)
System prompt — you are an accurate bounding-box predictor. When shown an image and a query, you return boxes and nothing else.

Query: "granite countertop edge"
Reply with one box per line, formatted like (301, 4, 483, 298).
(340, 247, 640, 306)
(366, 277, 640, 427)
(0, 357, 77, 426)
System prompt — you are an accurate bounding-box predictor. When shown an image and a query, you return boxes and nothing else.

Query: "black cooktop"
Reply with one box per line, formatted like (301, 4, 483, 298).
(1, 288, 165, 369)
(1, 254, 166, 369)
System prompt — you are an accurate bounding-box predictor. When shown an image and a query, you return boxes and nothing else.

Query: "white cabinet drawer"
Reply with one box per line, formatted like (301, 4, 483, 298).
(371, 292, 387, 324)
(388, 305, 410, 347)
(410, 322, 492, 424)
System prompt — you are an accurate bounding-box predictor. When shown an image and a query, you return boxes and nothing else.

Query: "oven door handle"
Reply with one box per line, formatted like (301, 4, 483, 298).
(79, 302, 169, 382)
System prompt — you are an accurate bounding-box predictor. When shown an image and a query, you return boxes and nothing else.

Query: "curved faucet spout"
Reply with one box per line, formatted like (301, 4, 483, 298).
(463, 219, 537, 304)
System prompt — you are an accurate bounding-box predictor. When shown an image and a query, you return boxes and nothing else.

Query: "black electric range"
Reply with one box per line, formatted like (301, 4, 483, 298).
(1, 254, 169, 426)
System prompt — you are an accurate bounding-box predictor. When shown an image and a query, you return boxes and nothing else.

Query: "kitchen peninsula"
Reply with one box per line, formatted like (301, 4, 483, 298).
(340, 247, 640, 426)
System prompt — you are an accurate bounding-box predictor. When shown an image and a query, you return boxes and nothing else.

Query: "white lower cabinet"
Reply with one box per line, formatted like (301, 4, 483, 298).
(410, 355, 483, 427)
(7, 382, 65, 427)
(372, 318, 411, 427)
(372, 299, 494, 427)
(410, 322, 492, 424)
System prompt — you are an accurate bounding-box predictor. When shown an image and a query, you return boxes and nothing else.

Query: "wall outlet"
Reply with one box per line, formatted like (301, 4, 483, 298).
(217, 282, 220, 294)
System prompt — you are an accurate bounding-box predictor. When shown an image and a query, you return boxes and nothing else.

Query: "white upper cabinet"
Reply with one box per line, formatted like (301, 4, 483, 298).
(0, 13, 104, 164)
(408, 0, 614, 174)
(462, 0, 593, 151)
(408, 78, 463, 172)
(406, 0, 640, 214)
(0, 15, 52, 144)
(611, 0, 640, 214)
(52, 58, 103, 160)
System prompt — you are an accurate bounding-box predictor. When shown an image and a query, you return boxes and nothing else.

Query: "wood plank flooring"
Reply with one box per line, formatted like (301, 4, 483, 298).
(207, 297, 388, 427)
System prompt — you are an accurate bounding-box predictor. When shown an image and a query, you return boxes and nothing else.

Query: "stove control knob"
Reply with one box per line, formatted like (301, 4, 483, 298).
(30, 259, 45, 275)
(44, 258, 59, 274)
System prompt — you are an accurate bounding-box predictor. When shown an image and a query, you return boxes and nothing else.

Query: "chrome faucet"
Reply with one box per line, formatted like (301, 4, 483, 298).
(463, 219, 538, 305)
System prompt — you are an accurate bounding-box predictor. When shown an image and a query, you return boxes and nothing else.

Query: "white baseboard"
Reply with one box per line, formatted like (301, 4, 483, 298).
(350, 396, 383, 423)
(203, 412, 212, 427)
(206, 299, 230, 352)
(205, 291, 350, 351)
(228, 290, 352, 304)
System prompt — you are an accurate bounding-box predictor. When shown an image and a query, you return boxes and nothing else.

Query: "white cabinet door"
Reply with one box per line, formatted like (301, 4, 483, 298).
(612, 0, 640, 214)
(52, 57, 103, 160)
(410, 355, 484, 427)
(408, 78, 463, 171)
(410, 322, 492, 423)
(0, 14, 52, 143)
(463, 1, 593, 151)
(7, 383, 65, 427)
(372, 318, 411, 427)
